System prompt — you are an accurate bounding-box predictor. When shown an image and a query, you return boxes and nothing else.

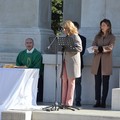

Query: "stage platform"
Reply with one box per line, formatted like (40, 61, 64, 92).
(1, 103, 120, 120)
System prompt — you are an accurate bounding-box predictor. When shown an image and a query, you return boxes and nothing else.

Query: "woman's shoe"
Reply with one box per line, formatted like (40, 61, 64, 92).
(59, 104, 66, 109)
(93, 101, 101, 107)
(100, 103, 106, 108)
(76, 101, 81, 106)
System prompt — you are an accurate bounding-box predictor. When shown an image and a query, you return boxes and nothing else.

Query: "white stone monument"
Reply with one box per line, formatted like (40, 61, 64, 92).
(0, 0, 53, 66)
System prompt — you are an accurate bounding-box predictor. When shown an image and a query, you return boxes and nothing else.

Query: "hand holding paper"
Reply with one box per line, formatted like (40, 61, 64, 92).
(87, 46, 99, 53)
(87, 46, 94, 53)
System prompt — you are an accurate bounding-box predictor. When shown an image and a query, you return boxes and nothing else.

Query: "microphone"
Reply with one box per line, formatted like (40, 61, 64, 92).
(58, 26, 63, 33)
(47, 46, 50, 49)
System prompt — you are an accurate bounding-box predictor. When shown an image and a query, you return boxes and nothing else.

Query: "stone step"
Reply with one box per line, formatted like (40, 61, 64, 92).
(1, 105, 120, 120)
(1, 111, 32, 120)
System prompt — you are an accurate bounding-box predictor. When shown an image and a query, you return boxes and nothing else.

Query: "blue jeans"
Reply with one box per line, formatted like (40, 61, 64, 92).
(75, 76, 82, 103)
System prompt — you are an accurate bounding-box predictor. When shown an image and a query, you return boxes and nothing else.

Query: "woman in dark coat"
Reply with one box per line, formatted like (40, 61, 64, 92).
(91, 19, 116, 108)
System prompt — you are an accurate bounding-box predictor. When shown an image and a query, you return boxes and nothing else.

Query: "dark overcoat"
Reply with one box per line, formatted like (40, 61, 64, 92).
(91, 34, 115, 75)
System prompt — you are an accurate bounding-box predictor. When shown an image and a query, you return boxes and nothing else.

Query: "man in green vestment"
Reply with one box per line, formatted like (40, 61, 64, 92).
(16, 38, 44, 102)
(16, 38, 43, 69)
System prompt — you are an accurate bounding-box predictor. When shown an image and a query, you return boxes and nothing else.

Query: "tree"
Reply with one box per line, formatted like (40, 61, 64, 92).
(51, 0, 63, 35)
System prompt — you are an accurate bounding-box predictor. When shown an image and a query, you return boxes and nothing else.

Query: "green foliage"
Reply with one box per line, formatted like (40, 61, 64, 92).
(51, 0, 63, 35)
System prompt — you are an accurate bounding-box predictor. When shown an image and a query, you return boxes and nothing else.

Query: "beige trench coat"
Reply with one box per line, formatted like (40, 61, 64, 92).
(64, 34, 82, 79)
(91, 34, 115, 75)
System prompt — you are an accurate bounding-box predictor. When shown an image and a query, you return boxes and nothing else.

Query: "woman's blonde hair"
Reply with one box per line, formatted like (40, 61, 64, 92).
(62, 20, 78, 35)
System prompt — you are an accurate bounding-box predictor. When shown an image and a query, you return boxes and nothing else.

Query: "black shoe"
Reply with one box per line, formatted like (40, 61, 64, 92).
(93, 102, 101, 107)
(100, 103, 106, 108)
(76, 101, 81, 106)
(59, 105, 64, 109)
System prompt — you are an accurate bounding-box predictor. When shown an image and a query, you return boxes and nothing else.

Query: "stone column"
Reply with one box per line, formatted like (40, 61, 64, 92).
(63, 0, 81, 22)
(0, 0, 53, 65)
(43, 54, 62, 103)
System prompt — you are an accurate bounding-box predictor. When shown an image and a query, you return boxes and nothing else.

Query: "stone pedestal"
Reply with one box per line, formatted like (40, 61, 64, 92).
(112, 88, 120, 110)
(119, 69, 120, 87)
(111, 69, 120, 110)
(43, 54, 62, 103)
(2, 111, 32, 120)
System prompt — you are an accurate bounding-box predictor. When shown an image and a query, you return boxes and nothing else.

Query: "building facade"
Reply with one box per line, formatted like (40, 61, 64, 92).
(0, 0, 120, 105)
(0, 0, 53, 65)
(63, 0, 120, 105)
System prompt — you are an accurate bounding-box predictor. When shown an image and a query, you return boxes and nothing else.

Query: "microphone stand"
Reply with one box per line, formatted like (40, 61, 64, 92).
(47, 36, 57, 50)
(42, 35, 80, 111)
(55, 36, 81, 111)
(42, 35, 62, 111)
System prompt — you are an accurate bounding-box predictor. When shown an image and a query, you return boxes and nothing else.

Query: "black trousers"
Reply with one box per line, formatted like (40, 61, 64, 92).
(95, 61, 110, 103)
(37, 74, 43, 103)
(75, 76, 82, 102)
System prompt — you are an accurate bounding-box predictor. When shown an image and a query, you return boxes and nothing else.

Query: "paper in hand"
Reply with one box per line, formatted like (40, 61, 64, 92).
(87, 46, 94, 53)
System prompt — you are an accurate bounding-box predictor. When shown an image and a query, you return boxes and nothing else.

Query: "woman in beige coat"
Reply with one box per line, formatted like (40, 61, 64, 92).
(61, 20, 82, 107)
(91, 19, 115, 108)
